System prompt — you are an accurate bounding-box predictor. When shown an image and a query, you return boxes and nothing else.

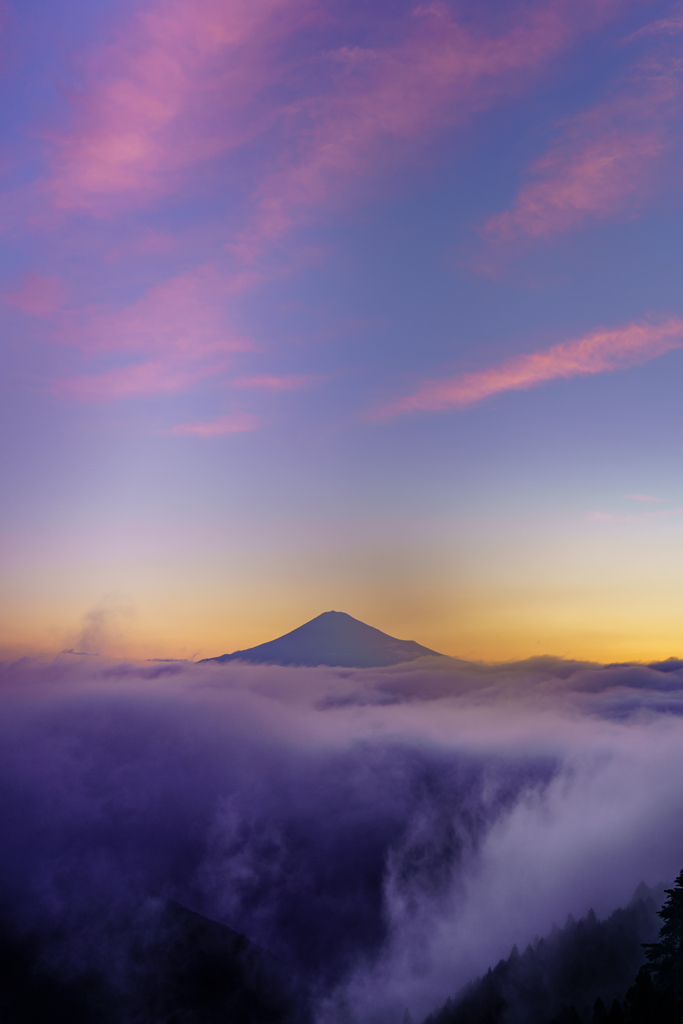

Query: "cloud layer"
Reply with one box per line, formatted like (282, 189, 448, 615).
(1, 654, 682, 1021)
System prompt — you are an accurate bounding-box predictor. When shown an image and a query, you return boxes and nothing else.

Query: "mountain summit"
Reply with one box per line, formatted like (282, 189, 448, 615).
(201, 611, 442, 668)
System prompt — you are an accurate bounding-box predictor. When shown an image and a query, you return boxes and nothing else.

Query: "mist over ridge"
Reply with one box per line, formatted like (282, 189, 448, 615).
(1, 639, 683, 1021)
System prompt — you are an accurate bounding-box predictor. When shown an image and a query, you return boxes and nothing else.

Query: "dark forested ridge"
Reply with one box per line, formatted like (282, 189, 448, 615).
(1, 876, 682, 1023)
(0, 900, 311, 1024)
(423, 875, 683, 1024)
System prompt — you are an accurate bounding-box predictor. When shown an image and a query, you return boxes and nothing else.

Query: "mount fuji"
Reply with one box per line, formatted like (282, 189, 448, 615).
(201, 610, 443, 668)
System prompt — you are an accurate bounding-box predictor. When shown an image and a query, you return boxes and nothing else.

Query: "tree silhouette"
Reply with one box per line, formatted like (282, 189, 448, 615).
(592, 997, 607, 1022)
(644, 868, 683, 1005)
(605, 998, 624, 1023)
(625, 868, 683, 1023)
(624, 965, 668, 1022)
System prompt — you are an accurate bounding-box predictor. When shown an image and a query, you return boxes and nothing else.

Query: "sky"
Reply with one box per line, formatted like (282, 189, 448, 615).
(2, 0, 683, 662)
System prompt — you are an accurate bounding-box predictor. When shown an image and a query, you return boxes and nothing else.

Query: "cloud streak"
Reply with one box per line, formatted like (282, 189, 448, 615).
(167, 411, 259, 436)
(371, 318, 683, 418)
(3, 273, 66, 318)
(479, 48, 682, 249)
(625, 5, 683, 41)
(239, 0, 630, 257)
(45, 0, 621, 235)
(7, 0, 678, 419)
(228, 374, 315, 391)
(50, 265, 254, 399)
(45, 0, 312, 214)
(587, 506, 683, 523)
(19, 0, 653, 409)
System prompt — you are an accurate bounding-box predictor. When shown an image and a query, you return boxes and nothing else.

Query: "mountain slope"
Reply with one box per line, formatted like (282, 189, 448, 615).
(0, 900, 310, 1024)
(423, 883, 666, 1024)
(130, 900, 310, 1024)
(201, 610, 443, 668)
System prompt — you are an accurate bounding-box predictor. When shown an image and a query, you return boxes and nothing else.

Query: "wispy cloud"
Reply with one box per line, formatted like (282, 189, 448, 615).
(626, 493, 663, 502)
(18, 0, 660, 411)
(624, 5, 683, 41)
(587, 506, 683, 522)
(52, 360, 217, 401)
(45, 0, 310, 214)
(371, 318, 683, 419)
(238, 0, 627, 258)
(228, 374, 315, 390)
(51, 265, 253, 399)
(479, 52, 681, 250)
(3, 273, 66, 318)
(166, 411, 259, 436)
(43, 0, 620, 233)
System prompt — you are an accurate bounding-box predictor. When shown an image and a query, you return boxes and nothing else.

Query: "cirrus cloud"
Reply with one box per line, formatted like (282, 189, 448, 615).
(371, 318, 683, 419)
(49, 264, 255, 400)
(228, 373, 319, 390)
(625, 4, 683, 41)
(587, 506, 683, 522)
(238, 0, 633, 258)
(478, 45, 682, 252)
(166, 411, 260, 436)
(45, 0, 314, 214)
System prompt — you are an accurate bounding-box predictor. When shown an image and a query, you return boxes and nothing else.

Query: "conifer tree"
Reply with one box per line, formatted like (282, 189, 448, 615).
(624, 965, 665, 1022)
(592, 997, 607, 1023)
(643, 867, 683, 1009)
(605, 998, 624, 1023)
(625, 868, 683, 1022)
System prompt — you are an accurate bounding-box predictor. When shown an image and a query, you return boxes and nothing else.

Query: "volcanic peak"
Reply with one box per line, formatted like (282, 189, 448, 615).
(202, 610, 442, 668)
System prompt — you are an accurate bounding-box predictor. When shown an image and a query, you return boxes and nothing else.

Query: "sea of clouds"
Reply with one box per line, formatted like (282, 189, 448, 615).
(1, 653, 682, 1022)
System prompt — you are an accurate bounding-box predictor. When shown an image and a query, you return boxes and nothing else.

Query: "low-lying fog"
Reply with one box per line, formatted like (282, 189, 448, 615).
(1, 654, 682, 1022)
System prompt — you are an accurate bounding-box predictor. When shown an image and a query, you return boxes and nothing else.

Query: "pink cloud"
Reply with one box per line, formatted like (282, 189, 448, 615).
(236, 0, 630, 257)
(587, 506, 683, 522)
(51, 360, 212, 400)
(228, 374, 315, 390)
(625, 6, 683, 40)
(26, 0, 654, 411)
(3, 273, 66, 318)
(166, 411, 259, 436)
(371, 318, 683, 418)
(39, 0, 634, 255)
(51, 264, 254, 399)
(61, 264, 252, 357)
(480, 53, 681, 246)
(626, 493, 664, 502)
(45, 0, 313, 213)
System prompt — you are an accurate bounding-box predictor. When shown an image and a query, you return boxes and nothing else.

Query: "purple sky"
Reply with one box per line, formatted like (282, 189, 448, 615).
(1, 0, 683, 660)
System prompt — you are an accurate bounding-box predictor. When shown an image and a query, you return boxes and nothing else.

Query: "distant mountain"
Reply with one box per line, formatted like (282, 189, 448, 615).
(201, 610, 443, 668)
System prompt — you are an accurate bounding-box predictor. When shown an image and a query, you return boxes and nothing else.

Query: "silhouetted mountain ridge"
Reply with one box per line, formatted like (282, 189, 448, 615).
(0, 899, 310, 1024)
(201, 610, 443, 667)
